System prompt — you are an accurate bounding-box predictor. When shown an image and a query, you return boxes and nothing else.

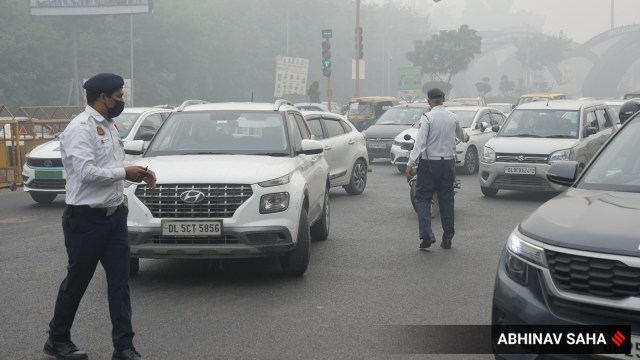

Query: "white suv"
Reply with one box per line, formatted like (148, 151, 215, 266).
(123, 100, 330, 276)
(22, 107, 171, 203)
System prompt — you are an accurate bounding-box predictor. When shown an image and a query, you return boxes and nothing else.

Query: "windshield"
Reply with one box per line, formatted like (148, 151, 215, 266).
(498, 109, 579, 138)
(489, 104, 513, 114)
(374, 107, 425, 125)
(146, 111, 290, 157)
(449, 110, 477, 128)
(112, 112, 142, 138)
(348, 102, 374, 116)
(579, 117, 640, 192)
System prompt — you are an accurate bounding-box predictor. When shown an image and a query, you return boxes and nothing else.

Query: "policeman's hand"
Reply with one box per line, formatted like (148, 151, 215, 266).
(125, 166, 150, 184)
(463, 133, 470, 142)
(143, 168, 157, 189)
(405, 165, 413, 183)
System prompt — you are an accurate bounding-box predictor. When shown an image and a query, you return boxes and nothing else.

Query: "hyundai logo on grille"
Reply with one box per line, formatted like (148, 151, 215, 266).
(44, 160, 53, 167)
(179, 190, 206, 204)
(517, 155, 525, 162)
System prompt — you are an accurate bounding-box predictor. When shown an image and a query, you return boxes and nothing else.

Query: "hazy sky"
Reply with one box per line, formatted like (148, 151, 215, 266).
(430, 0, 640, 43)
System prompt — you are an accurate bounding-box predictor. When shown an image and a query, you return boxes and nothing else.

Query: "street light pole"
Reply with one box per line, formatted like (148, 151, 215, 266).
(611, 0, 615, 29)
(355, 0, 360, 98)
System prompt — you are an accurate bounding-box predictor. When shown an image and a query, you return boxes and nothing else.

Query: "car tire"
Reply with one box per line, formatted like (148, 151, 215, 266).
(396, 164, 406, 174)
(129, 257, 140, 277)
(310, 188, 330, 241)
(280, 209, 310, 276)
(345, 159, 367, 195)
(481, 186, 499, 197)
(410, 180, 439, 218)
(30, 192, 57, 203)
(463, 147, 479, 174)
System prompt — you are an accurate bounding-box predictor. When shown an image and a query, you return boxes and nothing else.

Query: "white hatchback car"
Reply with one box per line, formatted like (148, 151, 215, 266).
(21, 107, 171, 203)
(123, 100, 330, 276)
(302, 111, 368, 195)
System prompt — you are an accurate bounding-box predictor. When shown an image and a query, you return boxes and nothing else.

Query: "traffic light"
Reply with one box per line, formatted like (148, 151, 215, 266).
(356, 27, 363, 59)
(322, 39, 331, 77)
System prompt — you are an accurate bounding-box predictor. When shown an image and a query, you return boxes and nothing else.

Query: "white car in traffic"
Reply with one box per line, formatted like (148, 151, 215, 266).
(123, 100, 330, 276)
(302, 111, 368, 195)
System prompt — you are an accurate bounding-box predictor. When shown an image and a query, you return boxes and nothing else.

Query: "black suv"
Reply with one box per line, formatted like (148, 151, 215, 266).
(492, 112, 640, 358)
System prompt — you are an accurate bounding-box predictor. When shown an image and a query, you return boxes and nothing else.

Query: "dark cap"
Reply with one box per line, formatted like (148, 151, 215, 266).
(82, 73, 124, 93)
(427, 88, 445, 100)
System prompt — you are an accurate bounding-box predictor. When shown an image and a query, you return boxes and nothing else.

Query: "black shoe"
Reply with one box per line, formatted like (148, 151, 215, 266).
(43, 338, 88, 360)
(419, 233, 437, 249)
(112, 348, 142, 360)
(440, 239, 452, 249)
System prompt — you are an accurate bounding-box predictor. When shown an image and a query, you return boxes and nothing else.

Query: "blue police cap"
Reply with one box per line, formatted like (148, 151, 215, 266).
(82, 73, 124, 93)
(427, 88, 445, 100)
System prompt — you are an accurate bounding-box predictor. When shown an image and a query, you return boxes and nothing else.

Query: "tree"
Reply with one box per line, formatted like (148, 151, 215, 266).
(407, 24, 482, 86)
(422, 81, 452, 96)
(307, 81, 320, 103)
(475, 77, 492, 96)
(498, 75, 516, 96)
(515, 32, 572, 72)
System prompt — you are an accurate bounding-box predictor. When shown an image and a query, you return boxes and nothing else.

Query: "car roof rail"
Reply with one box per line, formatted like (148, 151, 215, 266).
(176, 99, 209, 112)
(273, 99, 294, 111)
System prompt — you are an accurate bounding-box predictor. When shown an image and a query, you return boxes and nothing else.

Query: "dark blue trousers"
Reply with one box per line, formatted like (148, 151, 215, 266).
(414, 158, 456, 241)
(49, 204, 134, 352)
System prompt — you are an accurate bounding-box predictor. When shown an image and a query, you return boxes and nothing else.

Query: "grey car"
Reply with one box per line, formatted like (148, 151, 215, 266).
(362, 103, 429, 163)
(492, 111, 640, 359)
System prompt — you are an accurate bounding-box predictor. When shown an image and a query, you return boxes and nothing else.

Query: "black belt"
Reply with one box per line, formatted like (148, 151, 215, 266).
(69, 203, 123, 217)
(421, 157, 454, 161)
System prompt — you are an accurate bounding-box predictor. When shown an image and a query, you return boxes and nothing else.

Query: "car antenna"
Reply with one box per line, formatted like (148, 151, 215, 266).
(250, 91, 254, 102)
(546, 98, 550, 106)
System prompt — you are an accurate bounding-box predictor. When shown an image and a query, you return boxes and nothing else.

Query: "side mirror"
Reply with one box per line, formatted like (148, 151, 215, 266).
(124, 140, 145, 155)
(546, 161, 578, 186)
(491, 124, 500, 132)
(403, 134, 412, 141)
(299, 139, 323, 155)
(137, 131, 155, 142)
(585, 127, 597, 137)
(480, 121, 489, 132)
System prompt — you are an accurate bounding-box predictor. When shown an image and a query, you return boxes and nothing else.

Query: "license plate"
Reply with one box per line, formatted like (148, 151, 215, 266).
(368, 143, 386, 149)
(161, 220, 222, 237)
(505, 166, 536, 175)
(601, 335, 640, 358)
(35, 170, 63, 179)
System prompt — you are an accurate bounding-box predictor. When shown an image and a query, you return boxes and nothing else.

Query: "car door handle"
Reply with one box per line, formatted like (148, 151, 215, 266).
(311, 155, 320, 162)
(347, 140, 355, 145)
(324, 145, 332, 150)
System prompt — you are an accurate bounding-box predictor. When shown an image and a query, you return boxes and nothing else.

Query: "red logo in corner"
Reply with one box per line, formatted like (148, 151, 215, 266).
(612, 330, 626, 347)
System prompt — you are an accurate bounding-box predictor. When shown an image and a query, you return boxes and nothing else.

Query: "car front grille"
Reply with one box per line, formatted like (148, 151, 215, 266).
(546, 250, 640, 299)
(135, 184, 253, 219)
(494, 175, 545, 187)
(148, 234, 239, 245)
(496, 153, 548, 164)
(27, 158, 63, 167)
(547, 296, 640, 329)
(29, 179, 66, 189)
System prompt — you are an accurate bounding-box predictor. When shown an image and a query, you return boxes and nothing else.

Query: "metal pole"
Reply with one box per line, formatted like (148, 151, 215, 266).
(611, 0, 614, 29)
(327, 76, 333, 112)
(71, 17, 80, 106)
(355, 0, 360, 97)
(130, 14, 134, 106)
(381, 36, 385, 94)
(286, 7, 290, 56)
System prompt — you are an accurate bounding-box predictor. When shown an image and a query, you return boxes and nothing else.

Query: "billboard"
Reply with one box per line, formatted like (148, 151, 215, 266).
(397, 66, 423, 99)
(30, 0, 152, 16)
(274, 56, 309, 98)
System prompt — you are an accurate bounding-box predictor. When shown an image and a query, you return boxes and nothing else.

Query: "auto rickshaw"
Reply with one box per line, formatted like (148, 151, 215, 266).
(346, 96, 399, 131)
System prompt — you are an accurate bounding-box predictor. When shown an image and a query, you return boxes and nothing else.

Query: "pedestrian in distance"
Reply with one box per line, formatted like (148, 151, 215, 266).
(44, 73, 155, 360)
(405, 88, 468, 250)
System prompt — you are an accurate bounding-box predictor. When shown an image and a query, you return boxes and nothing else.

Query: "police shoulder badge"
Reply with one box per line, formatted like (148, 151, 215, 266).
(97, 126, 105, 136)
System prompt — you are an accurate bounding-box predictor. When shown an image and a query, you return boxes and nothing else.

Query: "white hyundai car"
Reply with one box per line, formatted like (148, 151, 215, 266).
(123, 100, 330, 276)
(21, 107, 171, 203)
(302, 111, 368, 195)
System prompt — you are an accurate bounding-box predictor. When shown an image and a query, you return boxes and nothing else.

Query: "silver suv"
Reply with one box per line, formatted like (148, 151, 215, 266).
(479, 100, 617, 196)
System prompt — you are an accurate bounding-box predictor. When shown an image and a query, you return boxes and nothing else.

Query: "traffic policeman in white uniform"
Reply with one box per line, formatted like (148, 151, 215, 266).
(44, 73, 155, 360)
(405, 88, 467, 250)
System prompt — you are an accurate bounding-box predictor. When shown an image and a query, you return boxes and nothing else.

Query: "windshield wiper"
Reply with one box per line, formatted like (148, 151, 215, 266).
(545, 135, 575, 138)
(248, 152, 290, 157)
(501, 134, 541, 138)
(181, 152, 233, 155)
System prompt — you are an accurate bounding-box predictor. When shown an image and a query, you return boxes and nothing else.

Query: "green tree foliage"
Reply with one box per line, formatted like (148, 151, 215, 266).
(475, 77, 491, 96)
(307, 81, 321, 103)
(515, 33, 572, 71)
(499, 75, 516, 96)
(407, 25, 482, 85)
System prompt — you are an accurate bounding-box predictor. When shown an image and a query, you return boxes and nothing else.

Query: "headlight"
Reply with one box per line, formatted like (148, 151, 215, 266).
(393, 139, 402, 147)
(506, 232, 546, 267)
(548, 149, 570, 164)
(258, 174, 290, 187)
(260, 192, 289, 213)
(481, 146, 496, 164)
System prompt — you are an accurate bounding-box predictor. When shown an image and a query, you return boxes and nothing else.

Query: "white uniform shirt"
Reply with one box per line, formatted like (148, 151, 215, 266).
(407, 105, 465, 167)
(60, 105, 127, 208)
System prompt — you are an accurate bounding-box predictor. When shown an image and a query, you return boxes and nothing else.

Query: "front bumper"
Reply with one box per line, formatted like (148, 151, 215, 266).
(479, 161, 566, 192)
(366, 140, 393, 159)
(21, 164, 66, 193)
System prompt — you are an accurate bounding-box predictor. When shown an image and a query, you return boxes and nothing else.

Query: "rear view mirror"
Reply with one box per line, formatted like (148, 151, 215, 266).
(403, 134, 412, 141)
(585, 127, 597, 137)
(124, 140, 145, 155)
(492, 125, 500, 132)
(546, 161, 578, 186)
(480, 121, 489, 132)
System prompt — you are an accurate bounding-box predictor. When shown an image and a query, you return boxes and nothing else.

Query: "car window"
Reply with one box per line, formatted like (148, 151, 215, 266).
(596, 108, 613, 129)
(133, 113, 164, 141)
(113, 112, 141, 138)
(499, 109, 579, 138)
(477, 113, 492, 129)
(580, 118, 640, 192)
(294, 113, 311, 140)
(374, 107, 425, 125)
(324, 119, 346, 138)
(306, 118, 324, 139)
(489, 112, 506, 127)
(340, 119, 353, 133)
(585, 111, 599, 132)
(288, 113, 303, 151)
(448, 110, 476, 128)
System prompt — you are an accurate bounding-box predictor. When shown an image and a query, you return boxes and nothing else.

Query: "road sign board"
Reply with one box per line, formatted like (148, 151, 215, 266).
(274, 56, 309, 98)
(398, 66, 422, 91)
